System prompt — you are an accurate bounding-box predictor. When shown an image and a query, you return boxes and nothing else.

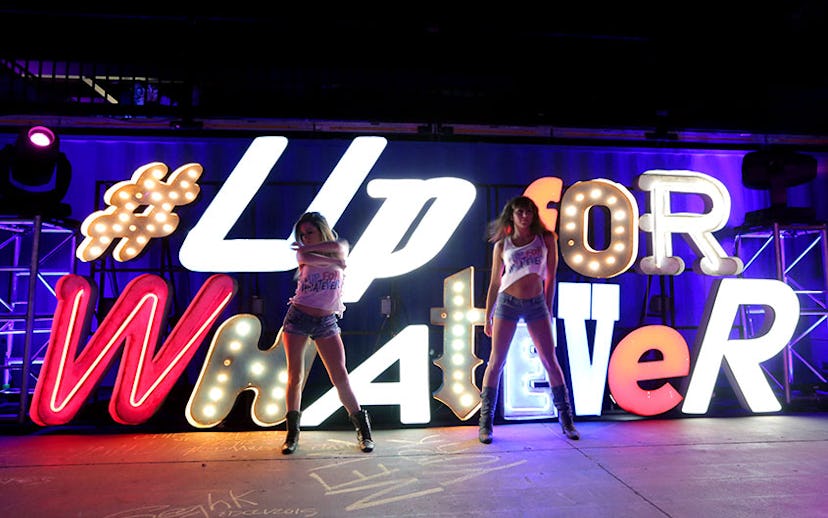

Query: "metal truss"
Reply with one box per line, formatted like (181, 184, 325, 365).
(735, 223, 828, 404)
(0, 217, 77, 422)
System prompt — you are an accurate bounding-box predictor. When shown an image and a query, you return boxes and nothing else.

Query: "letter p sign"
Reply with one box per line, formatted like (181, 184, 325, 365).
(343, 178, 476, 302)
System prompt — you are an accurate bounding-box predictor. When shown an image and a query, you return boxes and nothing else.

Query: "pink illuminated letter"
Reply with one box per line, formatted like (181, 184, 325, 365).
(607, 325, 690, 416)
(30, 274, 236, 425)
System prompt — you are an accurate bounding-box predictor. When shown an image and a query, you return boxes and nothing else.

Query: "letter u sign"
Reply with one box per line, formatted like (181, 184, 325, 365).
(178, 136, 476, 302)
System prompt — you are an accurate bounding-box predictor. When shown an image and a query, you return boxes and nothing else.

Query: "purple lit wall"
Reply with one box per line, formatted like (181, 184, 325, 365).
(1, 132, 826, 423)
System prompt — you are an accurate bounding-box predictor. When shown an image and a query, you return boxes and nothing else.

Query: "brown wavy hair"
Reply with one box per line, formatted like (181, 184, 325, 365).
(486, 196, 548, 243)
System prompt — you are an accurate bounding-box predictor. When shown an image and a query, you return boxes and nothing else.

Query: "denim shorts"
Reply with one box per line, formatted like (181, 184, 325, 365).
(493, 292, 550, 323)
(282, 304, 340, 340)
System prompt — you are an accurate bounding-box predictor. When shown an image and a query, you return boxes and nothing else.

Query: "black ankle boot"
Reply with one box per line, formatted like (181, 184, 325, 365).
(349, 409, 374, 452)
(281, 410, 301, 454)
(551, 385, 580, 440)
(478, 386, 498, 444)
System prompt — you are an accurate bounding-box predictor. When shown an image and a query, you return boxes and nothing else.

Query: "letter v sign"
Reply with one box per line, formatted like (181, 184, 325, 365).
(179, 136, 388, 272)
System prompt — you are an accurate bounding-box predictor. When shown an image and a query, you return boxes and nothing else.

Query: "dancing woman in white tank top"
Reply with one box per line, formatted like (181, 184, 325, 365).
(479, 196, 580, 443)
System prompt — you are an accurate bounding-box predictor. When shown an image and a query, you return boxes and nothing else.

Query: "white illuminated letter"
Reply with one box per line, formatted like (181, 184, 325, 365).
(343, 177, 476, 302)
(185, 316, 317, 428)
(559, 179, 638, 278)
(557, 282, 619, 416)
(179, 136, 387, 272)
(503, 322, 556, 419)
(78, 162, 202, 262)
(301, 325, 431, 426)
(637, 170, 743, 276)
(430, 268, 485, 421)
(682, 278, 799, 414)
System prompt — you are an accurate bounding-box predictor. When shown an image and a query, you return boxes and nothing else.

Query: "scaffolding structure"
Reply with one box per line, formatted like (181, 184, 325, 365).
(735, 222, 828, 404)
(0, 217, 77, 422)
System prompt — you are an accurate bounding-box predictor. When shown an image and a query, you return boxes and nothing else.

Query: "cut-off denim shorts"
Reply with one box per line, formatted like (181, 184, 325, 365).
(493, 292, 550, 323)
(282, 304, 340, 340)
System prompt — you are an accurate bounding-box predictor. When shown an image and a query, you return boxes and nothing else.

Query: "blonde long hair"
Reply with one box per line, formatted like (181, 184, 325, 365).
(293, 211, 338, 244)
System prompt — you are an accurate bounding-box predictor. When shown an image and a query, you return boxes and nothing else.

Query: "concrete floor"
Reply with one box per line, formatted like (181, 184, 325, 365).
(1, 413, 827, 518)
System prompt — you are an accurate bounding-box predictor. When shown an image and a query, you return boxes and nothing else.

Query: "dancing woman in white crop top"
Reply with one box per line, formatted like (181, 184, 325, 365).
(278, 211, 374, 455)
(479, 196, 580, 443)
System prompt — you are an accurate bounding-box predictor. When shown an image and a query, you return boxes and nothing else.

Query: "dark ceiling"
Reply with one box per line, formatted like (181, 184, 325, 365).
(1, 5, 827, 137)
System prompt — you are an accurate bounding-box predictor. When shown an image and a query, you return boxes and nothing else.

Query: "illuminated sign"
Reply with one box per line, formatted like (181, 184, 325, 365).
(558, 179, 638, 279)
(681, 278, 800, 414)
(185, 317, 316, 428)
(30, 271, 800, 426)
(29, 273, 235, 426)
(76, 137, 744, 284)
(556, 282, 619, 416)
(637, 170, 743, 276)
(502, 321, 556, 419)
(430, 267, 486, 420)
(77, 162, 202, 262)
(32, 136, 802, 428)
(186, 317, 431, 428)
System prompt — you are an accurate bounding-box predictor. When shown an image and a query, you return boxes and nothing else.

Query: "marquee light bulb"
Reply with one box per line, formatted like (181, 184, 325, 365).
(77, 162, 202, 262)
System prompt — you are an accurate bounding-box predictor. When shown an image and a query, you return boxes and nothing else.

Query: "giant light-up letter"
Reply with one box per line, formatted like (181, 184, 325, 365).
(558, 178, 638, 279)
(430, 267, 486, 420)
(682, 278, 800, 414)
(179, 136, 386, 272)
(607, 324, 690, 416)
(637, 170, 743, 276)
(558, 282, 619, 416)
(30, 274, 235, 426)
(523, 176, 563, 233)
(344, 177, 476, 302)
(502, 322, 556, 419)
(185, 315, 317, 428)
(301, 325, 432, 426)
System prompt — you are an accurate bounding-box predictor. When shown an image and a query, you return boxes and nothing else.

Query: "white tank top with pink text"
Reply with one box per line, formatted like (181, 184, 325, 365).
(289, 263, 346, 316)
(499, 234, 547, 292)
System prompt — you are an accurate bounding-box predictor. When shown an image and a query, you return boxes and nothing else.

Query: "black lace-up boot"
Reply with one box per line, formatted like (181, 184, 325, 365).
(349, 409, 375, 452)
(552, 385, 580, 440)
(281, 410, 301, 454)
(478, 386, 498, 444)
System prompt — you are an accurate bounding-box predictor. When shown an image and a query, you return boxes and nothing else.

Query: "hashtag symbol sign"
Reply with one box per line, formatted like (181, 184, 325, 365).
(77, 162, 203, 262)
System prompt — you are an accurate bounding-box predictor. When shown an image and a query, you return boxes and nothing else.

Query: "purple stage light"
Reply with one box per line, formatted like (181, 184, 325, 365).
(27, 126, 56, 148)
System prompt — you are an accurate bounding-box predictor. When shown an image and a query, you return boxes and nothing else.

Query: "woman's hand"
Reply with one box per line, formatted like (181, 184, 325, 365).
(484, 319, 493, 338)
(295, 239, 347, 257)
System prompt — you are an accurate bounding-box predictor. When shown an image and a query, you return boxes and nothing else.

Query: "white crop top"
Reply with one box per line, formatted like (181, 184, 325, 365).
(499, 234, 547, 292)
(289, 263, 346, 316)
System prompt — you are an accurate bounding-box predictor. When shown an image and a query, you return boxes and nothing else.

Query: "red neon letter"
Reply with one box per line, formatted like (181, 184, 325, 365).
(30, 273, 236, 425)
(607, 325, 690, 416)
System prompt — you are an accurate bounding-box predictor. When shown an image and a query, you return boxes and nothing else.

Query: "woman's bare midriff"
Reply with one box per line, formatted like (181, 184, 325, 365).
(502, 274, 544, 299)
(293, 303, 333, 318)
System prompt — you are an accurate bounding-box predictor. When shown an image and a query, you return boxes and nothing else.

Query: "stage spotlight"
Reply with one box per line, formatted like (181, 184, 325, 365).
(27, 126, 55, 147)
(0, 126, 72, 218)
(741, 148, 817, 226)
